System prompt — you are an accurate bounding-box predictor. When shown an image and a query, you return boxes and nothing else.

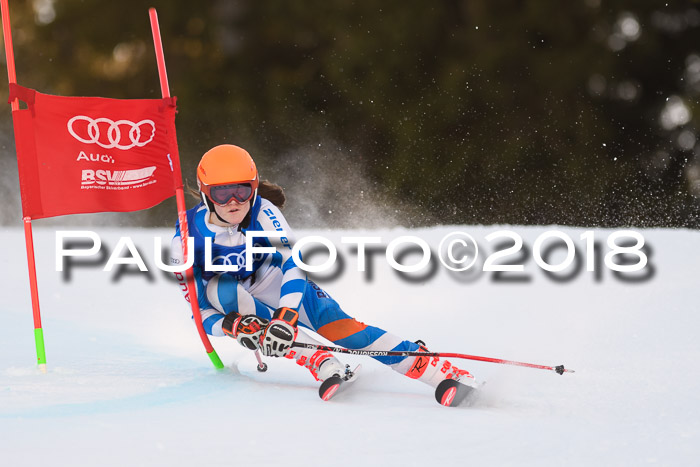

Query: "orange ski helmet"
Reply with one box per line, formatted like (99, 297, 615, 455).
(197, 144, 259, 207)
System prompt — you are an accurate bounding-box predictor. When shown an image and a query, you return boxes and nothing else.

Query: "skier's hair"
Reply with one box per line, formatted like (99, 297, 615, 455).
(258, 180, 286, 208)
(188, 179, 286, 209)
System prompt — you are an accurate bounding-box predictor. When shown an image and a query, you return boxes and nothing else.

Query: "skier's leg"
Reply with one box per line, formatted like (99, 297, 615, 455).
(299, 281, 476, 388)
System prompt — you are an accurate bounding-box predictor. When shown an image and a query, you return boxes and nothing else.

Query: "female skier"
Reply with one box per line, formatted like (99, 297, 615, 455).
(171, 144, 476, 402)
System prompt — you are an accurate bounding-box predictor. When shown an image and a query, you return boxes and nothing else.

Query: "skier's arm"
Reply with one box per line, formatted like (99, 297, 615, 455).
(257, 203, 307, 310)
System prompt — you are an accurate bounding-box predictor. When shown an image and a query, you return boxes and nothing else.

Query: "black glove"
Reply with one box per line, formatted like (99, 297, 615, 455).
(222, 312, 269, 351)
(259, 307, 299, 357)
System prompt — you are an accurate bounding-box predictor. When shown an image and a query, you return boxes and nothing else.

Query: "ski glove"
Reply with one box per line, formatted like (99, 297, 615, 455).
(259, 307, 299, 358)
(222, 312, 269, 351)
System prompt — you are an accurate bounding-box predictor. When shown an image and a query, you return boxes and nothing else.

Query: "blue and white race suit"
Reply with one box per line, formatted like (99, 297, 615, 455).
(171, 196, 473, 386)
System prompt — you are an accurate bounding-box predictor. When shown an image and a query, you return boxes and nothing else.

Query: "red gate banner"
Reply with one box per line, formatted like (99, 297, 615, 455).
(9, 83, 178, 219)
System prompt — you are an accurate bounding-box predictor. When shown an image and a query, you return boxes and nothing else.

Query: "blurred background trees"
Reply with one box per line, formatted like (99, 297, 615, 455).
(2, 0, 700, 228)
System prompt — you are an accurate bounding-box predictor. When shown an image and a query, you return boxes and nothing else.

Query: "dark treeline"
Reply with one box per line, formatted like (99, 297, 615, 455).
(2, 0, 700, 228)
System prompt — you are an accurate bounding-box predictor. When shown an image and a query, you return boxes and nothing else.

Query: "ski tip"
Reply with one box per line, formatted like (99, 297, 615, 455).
(435, 379, 476, 407)
(320, 382, 341, 401)
(440, 386, 458, 406)
(317, 365, 362, 402)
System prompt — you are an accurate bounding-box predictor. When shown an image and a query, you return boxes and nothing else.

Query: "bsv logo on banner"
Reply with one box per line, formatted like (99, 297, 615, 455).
(67, 116, 156, 150)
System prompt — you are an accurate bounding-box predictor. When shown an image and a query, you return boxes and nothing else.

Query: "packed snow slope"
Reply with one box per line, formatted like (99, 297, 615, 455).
(1, 225, 699, 467)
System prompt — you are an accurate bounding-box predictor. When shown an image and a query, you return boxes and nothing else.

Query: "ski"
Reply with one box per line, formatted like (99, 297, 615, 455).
(319, 364, 361, 401)
(435, 378, 478, 407)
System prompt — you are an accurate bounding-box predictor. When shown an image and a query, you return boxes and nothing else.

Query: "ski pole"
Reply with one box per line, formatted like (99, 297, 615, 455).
(254, 349, 268, 372)
(291, 342, 574, 375)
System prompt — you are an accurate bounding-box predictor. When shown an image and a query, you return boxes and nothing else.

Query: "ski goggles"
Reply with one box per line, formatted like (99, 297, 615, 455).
(202, 182, 255, 205)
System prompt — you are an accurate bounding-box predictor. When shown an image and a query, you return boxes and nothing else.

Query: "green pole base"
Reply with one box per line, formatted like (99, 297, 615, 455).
(207, 349, 224, 369)
(34, 327, 47, 367)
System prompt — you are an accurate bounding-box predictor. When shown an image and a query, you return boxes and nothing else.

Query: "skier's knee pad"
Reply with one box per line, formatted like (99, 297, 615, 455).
(316, 318, 369, 345)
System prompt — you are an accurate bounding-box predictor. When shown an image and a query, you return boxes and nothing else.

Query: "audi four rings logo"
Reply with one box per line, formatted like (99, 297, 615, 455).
(67, 116, 156, 150)
(212, 246, 265, 269)
(212, 252, 248, 269)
